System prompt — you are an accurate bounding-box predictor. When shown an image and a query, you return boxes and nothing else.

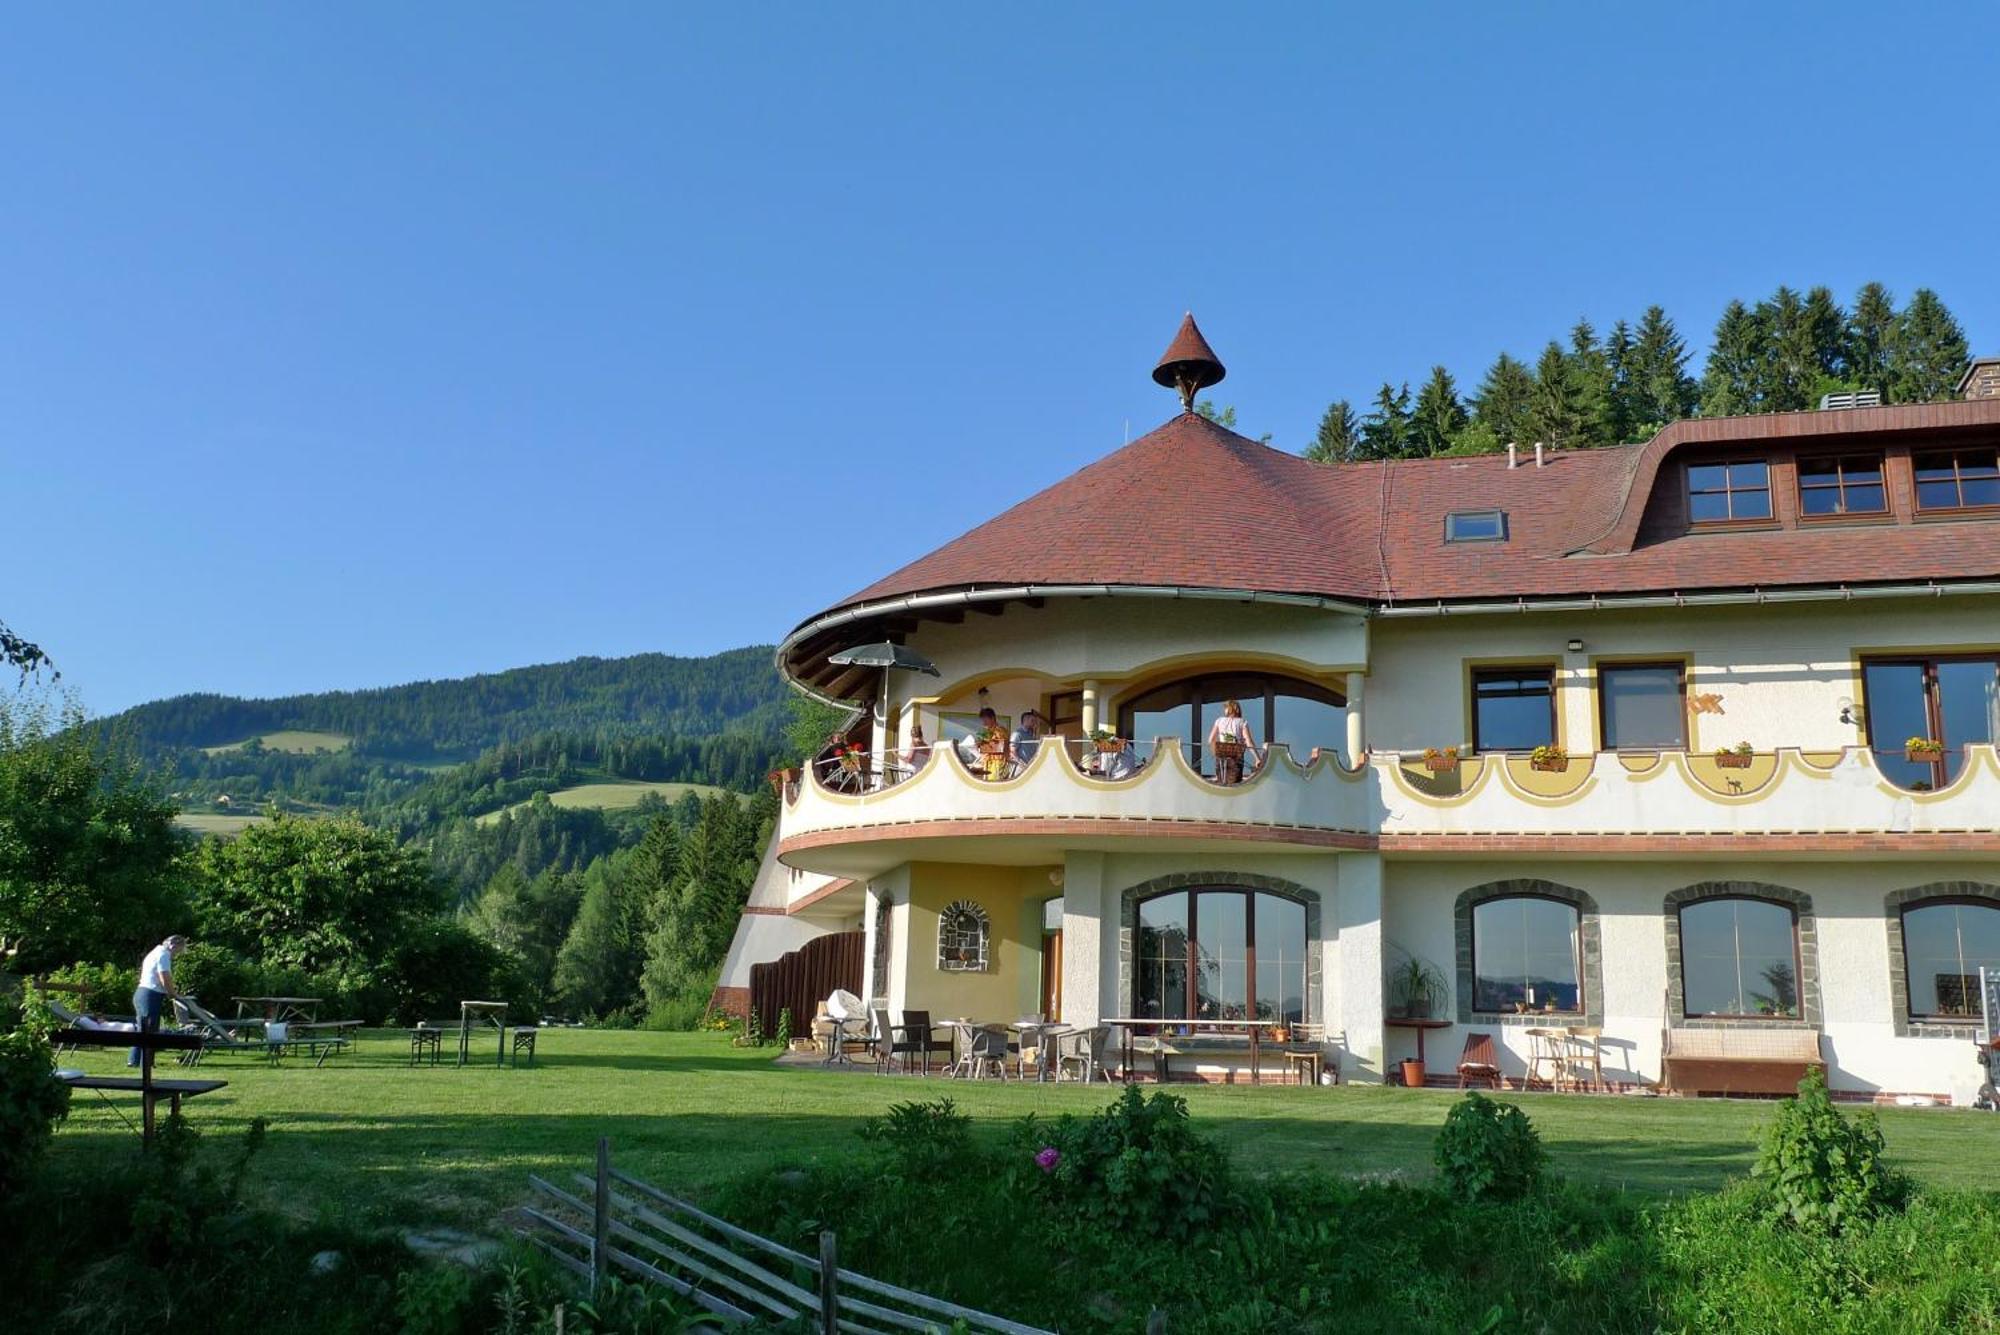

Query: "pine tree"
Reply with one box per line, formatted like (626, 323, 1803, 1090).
(1888, 288, 1970, 404)
(1623, 305, 1698, 434)
(1603, 320, 1636, 443)
(1470, 352, 1536, 446)
(1701, 300, 1765, 416)
(1802, 286, 1846, 381)
(1843, 282, 1896, 392)
(1409, 367, 1468, 458)
(1566, 319, 1614, 444)
(1759, 285, 1815, 412)
(1303, 399, 1361, 464)
(1359, 382, 1412, 460)
(641, 796, 760, 1015)
(1527, 341, 1588, 448)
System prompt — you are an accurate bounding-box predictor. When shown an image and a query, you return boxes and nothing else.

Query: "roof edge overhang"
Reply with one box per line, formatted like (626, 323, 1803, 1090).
(1376, 577, 2000, 619)
(777, 582, 1374, 702)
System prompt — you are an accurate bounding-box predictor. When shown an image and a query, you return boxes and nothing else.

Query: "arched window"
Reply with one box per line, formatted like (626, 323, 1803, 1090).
(1471, 895, 1582, 1014)
(1135, 887, 1308, 1024)
(1900, 899, 2000, 1019)
(937, 900, 990, 972)
(1679, 897, 1800, 1018)
(1118, 672, 1346, 767)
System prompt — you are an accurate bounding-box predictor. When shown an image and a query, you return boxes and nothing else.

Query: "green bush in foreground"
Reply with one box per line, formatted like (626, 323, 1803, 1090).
(1754, 1066, 1908, 1235)
(1433, 1090, 1545, 1202)
(0, 1027, 70, 1196)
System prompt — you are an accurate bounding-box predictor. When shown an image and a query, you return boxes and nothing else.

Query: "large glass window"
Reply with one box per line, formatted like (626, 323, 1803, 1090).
(1135, 888, 1308, 1026)
(1862, 656, 2000, 788)
(1687, 461, 1772, 523)
(1914, 449, 2000, 512)
(1472, 896, 1582, 1013)
(1679, 897, 1799, 1018)
(1901, 900, 2000, 1019)
(1119, 673, 1345, 769)
(1471, 667, 1556, 752)
(1599, 662, 1686, 749)
(1798, 454, 1887, 517)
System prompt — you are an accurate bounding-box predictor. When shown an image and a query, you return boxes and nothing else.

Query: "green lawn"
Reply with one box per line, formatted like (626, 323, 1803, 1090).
(47, 1030, 2000, 1237)
(474, 780, 739, 825)
(171, 812, 268, 836)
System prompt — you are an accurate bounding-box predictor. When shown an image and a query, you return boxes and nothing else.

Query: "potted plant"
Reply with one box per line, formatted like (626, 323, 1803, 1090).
(977, 724, 1008, 757)
(1089, 727, 1124, 755)
(767, 766, 801, 796)
(1906, 736, 1945, 764)
(833, 742, 864, 774)
(1715, 741, 1754, 770)
(1528, 744, 1569, 773)
(1422, 746, 1460, 774)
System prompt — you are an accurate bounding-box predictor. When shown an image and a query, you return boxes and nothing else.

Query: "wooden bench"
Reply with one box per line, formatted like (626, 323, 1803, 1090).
(1660, 1026, 1824, 1096)
(53, 1028, 226, 1142)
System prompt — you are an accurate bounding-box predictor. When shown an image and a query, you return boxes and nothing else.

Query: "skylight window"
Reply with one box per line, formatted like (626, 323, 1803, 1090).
(1445, 510, 1508, 543)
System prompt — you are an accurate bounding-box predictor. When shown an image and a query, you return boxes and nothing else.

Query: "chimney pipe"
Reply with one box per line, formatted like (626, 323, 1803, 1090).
(1534, 442, 1545, 468)
(1506, 442, 1518, 469)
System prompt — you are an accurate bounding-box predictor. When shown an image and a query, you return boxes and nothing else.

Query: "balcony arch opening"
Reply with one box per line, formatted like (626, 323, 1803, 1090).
(1116, 671, 1346, 774)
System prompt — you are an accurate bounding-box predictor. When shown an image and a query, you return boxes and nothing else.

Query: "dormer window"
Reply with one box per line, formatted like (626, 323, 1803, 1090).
(1687, 461, 1772, 524)
(1798, 454, 1886, 517)
(1445, 510, 1507, 542)
(1914, 448, 2000, 513)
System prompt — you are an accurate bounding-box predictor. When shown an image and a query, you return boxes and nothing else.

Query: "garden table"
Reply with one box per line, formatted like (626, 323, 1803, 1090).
(457, 1000, 510, 1067)
(1100, 1017, 1282, 1084)
(821, 1014, 866, 1066)
(1009, 1020, 1072, 1083)
(233, 995, 323, 1024)
(1383, 1017, 1451, 1084)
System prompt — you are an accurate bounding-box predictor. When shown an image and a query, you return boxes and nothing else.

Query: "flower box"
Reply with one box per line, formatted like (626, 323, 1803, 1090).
(1529, 756, 1569, 773)
(1715, 752, 1754, 769)
(1094, 737, 1125, 754)
(1906, 743, 1945, 763)
(1211, 739, 1246, 761)
(1422, 751, 1459, 773)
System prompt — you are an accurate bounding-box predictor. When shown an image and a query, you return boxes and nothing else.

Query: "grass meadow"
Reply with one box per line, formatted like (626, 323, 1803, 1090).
(199, 729, 353, 755)
(474, 780, 738, 825)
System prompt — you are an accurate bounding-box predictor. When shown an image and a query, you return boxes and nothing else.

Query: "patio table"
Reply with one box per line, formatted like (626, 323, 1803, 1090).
(1101, 1017, 1282, 1084)
(1009, 1020, 1073, 1082)
(822, 1014, 866, 1066)
(930, 1019, 980, 1077)
(233, 995, 323, 1025)
(457, 1000, 510, 1067)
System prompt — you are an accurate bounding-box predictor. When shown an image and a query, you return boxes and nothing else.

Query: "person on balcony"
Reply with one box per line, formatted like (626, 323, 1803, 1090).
(1011, 709, 1047, 767)
(1207, 699, 1262, 785)
(959, 706, 1011, 780)
(897, 722, 932, 782)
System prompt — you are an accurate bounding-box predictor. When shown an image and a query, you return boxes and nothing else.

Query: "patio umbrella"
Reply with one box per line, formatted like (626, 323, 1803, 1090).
(827, 642, 941, 676)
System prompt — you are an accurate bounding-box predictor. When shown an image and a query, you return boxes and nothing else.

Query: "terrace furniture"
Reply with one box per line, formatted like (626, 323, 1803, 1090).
(822, 990, 866, 1067)
(1056, 1025, 1112, 1083)
(511, 1027, 538, 1067)
(409, 1024, 445, 1066)
(52, 1027, 224, 1144)
(43, 1000, 138, 1057)
(1564, 1026, 1605, 1092)
(1010, 1017, 1068, 1082)
(898, 1010, 954, 1075)
(1660, 1026, 1825, 1096)
(1523, 1027, 1568, 1090)
(233, 995, 323, 1025)
(1102, 1017, 1285, 1084)
(171, 996, 271, 1064)
(1456, 1032, 1502, 1090)
(457, 1000, 511, 1067)
(1382, 1016, 1452, 1086)
(963, 1025, 1012, 1080)
(1282, 1023, 1336, 1087)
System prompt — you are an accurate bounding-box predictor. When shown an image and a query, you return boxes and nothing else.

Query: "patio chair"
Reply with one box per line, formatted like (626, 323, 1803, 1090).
(868, 1006, 928, 1074)
(898, 1010, 954, 1075)
(965, 1025, 1012, 1080)
(1456, 1032, 1502, 1090)
(1056, 1025, 1112, 1083)
(172, 996, 270, 1066)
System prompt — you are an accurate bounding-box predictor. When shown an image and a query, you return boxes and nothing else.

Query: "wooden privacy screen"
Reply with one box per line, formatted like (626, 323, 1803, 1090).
(748, 930, 863, 1040)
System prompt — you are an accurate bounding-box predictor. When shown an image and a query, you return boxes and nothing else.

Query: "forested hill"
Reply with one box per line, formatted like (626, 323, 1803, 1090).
(100, 647, 788, 760)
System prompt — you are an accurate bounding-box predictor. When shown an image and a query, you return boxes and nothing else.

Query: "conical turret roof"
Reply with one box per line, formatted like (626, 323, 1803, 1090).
(1152, 313, 1226, 409)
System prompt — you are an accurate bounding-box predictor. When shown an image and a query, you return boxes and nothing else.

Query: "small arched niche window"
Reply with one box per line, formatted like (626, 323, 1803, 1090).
(1679, 897, 1800, 1018)
(1471, 895, 1582, 1014)
(1900, 899, 2000, 1020)
(1117, 672, 1346, 767)
(937, 900, 990, 973)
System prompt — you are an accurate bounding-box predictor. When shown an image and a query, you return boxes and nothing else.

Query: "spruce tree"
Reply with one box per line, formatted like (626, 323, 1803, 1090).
(1359, 382, 1412, 460)
(552, 859, 643, 1019)
(1843, 282, 1896, 392)
(1410, 366, 1468, 458)
(1759, 285, 1815, 412)
(1603, 319, 1635, 443)
(1624, 305, 1697, 433)
(1528, 341, 1589, 449)
(1888, 288, 1970, 403)
(1471, 352, 1536, 446)
(1701, 300, 1765, 416)
(1303, 399, 1361, 464)
(1802, 286, 1846, 382)
(1566, 319, 1615, 444)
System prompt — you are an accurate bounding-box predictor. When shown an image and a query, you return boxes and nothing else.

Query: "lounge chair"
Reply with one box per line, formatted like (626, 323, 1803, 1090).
(172, 996, 271, 1065)
(1456, 1031, 1502, 1089)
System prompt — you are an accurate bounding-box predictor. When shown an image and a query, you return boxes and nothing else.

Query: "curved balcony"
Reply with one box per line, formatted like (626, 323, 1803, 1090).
(776, 739, 2000, 879)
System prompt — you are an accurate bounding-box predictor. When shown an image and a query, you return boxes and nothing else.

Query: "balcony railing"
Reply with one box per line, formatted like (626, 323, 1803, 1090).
(776, 739, 2000, 854)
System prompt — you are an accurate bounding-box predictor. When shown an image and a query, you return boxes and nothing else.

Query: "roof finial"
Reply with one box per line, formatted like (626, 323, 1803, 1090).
(1152, 312, 1226, 412)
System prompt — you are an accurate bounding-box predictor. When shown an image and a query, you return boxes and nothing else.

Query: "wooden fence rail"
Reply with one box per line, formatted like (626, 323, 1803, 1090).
(513, 1137, 1051, 1335)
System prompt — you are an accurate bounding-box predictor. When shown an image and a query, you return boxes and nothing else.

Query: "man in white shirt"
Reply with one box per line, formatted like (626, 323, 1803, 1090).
(131, 934, 189, 1067)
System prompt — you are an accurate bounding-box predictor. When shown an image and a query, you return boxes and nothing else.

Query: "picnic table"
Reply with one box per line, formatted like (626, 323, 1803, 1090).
(1101, 1017, 1288, 1084)
(457, 1000, 511, 1067)
(233, 995, 323, 1024)
(54, 1028, 226, 1142)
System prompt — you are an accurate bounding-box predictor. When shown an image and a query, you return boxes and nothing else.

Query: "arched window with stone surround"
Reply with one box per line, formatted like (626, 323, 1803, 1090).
(1453, 879, 1602, 1025)
(1899, 898, 2000, 1020)
(1133, 885, 1310, 1024)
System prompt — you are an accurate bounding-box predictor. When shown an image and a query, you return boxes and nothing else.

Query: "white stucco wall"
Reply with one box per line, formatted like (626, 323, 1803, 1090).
(1383, 859, 2000, 1104)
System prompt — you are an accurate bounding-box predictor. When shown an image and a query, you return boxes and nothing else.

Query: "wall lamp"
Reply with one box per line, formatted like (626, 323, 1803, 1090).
(1566, 638, 1585, 653)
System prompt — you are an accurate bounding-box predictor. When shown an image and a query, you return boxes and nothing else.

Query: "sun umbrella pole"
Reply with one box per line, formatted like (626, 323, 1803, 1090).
(870, 669, 890, 789)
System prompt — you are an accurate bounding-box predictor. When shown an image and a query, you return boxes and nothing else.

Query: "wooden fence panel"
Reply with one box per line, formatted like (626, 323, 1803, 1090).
(748, 929, 863, 1040)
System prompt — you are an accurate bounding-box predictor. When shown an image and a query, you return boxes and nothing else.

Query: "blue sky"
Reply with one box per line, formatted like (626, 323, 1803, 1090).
(4, 6, 1994, 714)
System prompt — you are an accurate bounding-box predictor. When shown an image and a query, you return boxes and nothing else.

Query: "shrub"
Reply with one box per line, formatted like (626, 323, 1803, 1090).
(0, 1027, 70, 1196)
(859, 1097, 973, 1177)
(45, 960, 139, 1015)
(1016, 1085, 1234, 1242)
(1434, 1092, 1545, 1201)
(643, 991, 710, 1031)
(380, 918, 514, 1025)
(1754, 1067, 1907, 1235)
(169, 942, 260, 1012)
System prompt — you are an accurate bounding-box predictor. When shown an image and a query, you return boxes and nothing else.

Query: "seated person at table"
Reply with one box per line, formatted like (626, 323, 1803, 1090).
(1206, 699, 1262, 785)
(1011, 709, 1047, 765)
(901, 722, 932, 774)
(958, 707, 1010, 780)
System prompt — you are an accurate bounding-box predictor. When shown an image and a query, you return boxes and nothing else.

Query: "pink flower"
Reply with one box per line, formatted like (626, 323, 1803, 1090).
(1034, 1146, 1060, 1173)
